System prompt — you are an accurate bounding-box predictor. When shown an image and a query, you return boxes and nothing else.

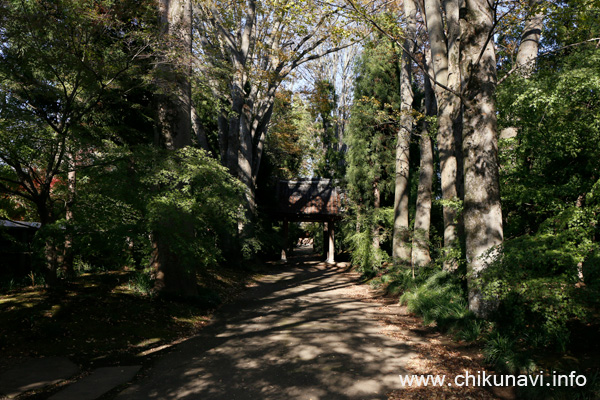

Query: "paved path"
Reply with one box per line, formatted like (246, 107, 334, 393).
(0, 357, 79, 398)
(116, 256, 416, 400)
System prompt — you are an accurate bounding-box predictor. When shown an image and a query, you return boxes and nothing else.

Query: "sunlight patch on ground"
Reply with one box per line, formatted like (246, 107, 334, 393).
(172, 316, 209, 325)
(135, 338, 162, 348)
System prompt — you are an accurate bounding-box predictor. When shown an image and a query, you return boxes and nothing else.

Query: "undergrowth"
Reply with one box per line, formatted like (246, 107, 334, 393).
(370, 264, 599, 399)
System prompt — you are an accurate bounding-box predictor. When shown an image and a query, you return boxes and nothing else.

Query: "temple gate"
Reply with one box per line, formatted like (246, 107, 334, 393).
(275, 179, 345, 263)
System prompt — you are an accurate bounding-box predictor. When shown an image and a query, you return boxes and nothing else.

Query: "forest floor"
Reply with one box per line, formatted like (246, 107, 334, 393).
(1, 251, 511, 399)
(0, 263, 257, 399)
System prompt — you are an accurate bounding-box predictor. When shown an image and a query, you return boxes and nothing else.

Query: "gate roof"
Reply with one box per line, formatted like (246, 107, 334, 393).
(276, 179, 344, 221)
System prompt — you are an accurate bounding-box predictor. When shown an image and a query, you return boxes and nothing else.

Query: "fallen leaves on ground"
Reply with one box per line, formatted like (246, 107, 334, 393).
(339, 270, 508, 400)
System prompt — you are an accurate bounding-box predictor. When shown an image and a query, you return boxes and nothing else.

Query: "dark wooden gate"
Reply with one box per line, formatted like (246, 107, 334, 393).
(275, 179, 344, 263)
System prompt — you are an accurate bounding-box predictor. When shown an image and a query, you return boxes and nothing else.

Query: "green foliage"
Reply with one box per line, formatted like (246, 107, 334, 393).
(72, 146, 245, 272)
(400, 270, 473, 331)
(345, 208, 393, 276)
(265, 90, 306, 179)
(583, 247, 600, 289)
(346, 37, 401, 208)
(0, 0, 156, 286)
(378, 42, 600, 374)
(305, 222, 324, 255)
(308, 79, 345, 180)
(145, 147, 245, 268)
(491, 45, 600, 366)
(127, 270, 154, 296)
(484, 332, 535, 374)
(0, 0, 156, 216)
(475, 198, 596, 367)
(543, 0, 600, 49)
(455, 319, 485, 342)
(343, 37, 402, 275)
(498, 48, 600, 238)
(374, 265, 511, 353)
(481, 242, 589, 353)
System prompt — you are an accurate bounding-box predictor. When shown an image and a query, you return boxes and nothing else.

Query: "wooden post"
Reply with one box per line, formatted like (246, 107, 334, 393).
(327, 219, 335, 264)
(281, 218, 289, 262)
(323, 222, 328, 260)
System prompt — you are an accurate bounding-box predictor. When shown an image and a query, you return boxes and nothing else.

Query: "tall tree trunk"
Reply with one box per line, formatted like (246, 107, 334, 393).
(251, 101, 275, 187)
(217, 112, 228, 163)
(62, 150, 76, 278)
(152, 0, 198, 297)
(372, 183, 381, 251)
(156, 0, 192, 151)
(460, 0, 504, 318)
(422, 0, 463, 270)
(411, 126, 434, 269)
(411, 64, 436, 270)
(226, 72, 244, 174)
(238, 99, 256, 212)
(192, 106, 210, 152)
(500, 0, 543, 140)
(392, 0, 417, 265)
(515, 0, 543, 78)
(36, 201, 59, 287)
(44, 241, 59, 286)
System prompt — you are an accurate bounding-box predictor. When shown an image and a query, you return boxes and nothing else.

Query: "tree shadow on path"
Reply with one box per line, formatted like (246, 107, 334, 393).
(116, 255, 416, 400)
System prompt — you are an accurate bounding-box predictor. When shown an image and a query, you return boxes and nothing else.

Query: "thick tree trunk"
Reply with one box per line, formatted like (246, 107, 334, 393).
(411, 70, 436, 269)
(238, 99, 256, 212)
(392, 0, 417, 265)
(460, 0, 504, 318)
(226, 73, 244, 174)
(411, 128, 433, 269)
(515, 0, 543, 78)
(422, 0, 463, 270)
(192, 106, 210, 152)
(44, 241, 59, 286)
(251, 101, 275, 187)
(151, 230, 198, 296)
(36, 203, 59, 287)
(153, 0, 197, 298)
(220, 75, 276, 217)
(217, 112, 228, 163)
(156, 0, 192, 152)
(62, 151, 76, 278)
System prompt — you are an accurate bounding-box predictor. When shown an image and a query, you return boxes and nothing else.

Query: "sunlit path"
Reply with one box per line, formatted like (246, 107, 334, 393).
(116, 254, 416, 400)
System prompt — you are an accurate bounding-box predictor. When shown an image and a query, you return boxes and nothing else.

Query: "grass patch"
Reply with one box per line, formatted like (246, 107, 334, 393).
(399, 270, 473, 330)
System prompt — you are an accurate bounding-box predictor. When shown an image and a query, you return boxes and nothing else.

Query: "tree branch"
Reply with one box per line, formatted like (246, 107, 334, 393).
(345, 0, 464, 100)
(498, 38, 600, 85)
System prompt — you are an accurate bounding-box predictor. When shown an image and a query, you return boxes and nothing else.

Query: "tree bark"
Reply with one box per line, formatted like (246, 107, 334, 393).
(392, 0, 417, 265)
(372, 183, 381, 251)
(515, 0, 543, 78)
(156, 0, 192, 151)
(192, 106, 211, 152)
(225, 72, 244, 174)
(460, 0, 504, 317)
(62, 150, 76, 278)
(37, 203, 59, 287)
(152, 0, 198, 298)
(422, 0, 463, 270)
(411, 64, 436, 269)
